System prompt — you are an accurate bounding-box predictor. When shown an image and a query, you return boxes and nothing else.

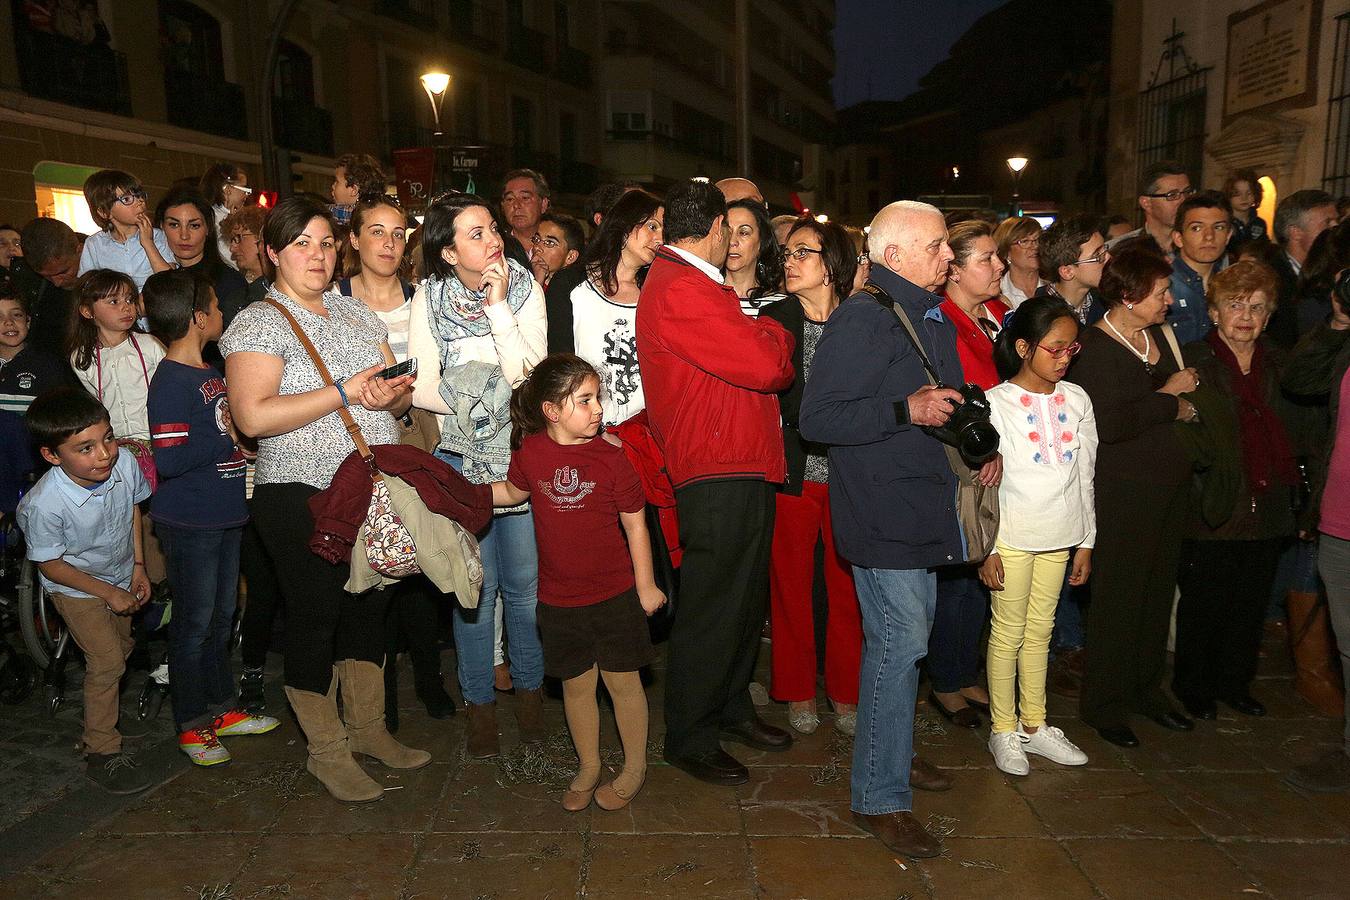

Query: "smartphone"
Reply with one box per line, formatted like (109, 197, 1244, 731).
(377, 358, 418, 380)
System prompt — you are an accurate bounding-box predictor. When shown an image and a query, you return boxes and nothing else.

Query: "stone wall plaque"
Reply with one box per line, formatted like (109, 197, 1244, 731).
(1224, 0, 1321, 119)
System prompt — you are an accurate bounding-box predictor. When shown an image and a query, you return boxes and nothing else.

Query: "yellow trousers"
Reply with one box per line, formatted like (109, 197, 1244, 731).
(987, 542, 1069, 734)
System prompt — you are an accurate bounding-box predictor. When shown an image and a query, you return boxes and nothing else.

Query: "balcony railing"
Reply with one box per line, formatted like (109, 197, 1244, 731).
(164, 77, 247, 140)
(508, 25, 550, 73)
(449, 0, 501, 50)
(14, 28, 132, 116)
(374, 0, 440, 27)
(274, 98, 334, 157)
(556, 45, 592, 88)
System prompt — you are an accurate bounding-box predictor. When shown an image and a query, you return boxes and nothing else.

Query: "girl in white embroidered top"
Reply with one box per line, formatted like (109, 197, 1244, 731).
(979, 296, 1098, 777)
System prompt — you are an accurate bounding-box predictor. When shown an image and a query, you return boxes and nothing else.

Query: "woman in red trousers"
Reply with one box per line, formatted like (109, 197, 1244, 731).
(760, 219, 863, 735)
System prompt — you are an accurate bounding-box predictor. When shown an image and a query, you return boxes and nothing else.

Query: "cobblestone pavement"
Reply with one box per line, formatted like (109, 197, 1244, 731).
(0, 632, 1347, 899)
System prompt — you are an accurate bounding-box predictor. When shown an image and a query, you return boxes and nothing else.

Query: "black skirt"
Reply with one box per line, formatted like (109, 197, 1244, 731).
(535, 586, 655, 680)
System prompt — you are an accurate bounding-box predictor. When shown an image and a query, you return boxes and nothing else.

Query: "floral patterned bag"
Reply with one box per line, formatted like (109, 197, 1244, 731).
(262, 299, 422, 578)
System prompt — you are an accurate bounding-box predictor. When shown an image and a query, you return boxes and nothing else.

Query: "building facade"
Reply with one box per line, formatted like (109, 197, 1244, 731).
(598, 0, 835, 211)
(1107, 0, 1350, 219)
(1, 0, 834, 231)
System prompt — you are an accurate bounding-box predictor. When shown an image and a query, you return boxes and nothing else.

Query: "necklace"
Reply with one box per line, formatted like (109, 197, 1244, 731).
(1103, 311, 1150, 364)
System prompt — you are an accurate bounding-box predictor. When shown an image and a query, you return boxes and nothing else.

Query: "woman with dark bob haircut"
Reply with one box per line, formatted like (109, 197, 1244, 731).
(1064, 246, 1202, 749)
(571, 188, 663, 426)
(760, 219, 862, 735)
(407, 191, 548, 760)
(221, 195, 428, 804)
(723, 198, 785, 316)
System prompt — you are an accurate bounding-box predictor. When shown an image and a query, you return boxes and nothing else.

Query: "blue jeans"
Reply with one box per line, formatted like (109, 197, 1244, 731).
(159, 524, 242, 731)
(851, 565, 936, 815)
(438, 450, 543, 705)
(927, 566, 985, 693)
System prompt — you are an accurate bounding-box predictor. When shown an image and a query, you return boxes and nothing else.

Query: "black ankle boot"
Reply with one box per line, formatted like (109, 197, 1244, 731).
(415, 674, 456, 719)
(384, 664, 400, 734)
(239, 667, 266, 712)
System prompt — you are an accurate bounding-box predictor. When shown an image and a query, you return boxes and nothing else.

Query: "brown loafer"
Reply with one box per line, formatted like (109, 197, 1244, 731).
(850, 810, 943, 859)
(910, 756, 952, 792)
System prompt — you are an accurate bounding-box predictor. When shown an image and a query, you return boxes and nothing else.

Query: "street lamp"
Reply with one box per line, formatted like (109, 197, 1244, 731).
(1006, 156, 1029, 217)
(420, 71, 451, 139)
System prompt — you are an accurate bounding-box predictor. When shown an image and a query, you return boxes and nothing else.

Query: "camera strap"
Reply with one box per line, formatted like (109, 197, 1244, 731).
(859, 282, 943, 387)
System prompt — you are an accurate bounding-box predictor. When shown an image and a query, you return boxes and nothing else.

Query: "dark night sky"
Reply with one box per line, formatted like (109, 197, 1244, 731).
(832, 0, 1011, 109)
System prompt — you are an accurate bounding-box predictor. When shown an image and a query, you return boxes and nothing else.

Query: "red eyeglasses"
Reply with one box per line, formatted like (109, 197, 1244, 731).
(1037, 341, 1082, 359)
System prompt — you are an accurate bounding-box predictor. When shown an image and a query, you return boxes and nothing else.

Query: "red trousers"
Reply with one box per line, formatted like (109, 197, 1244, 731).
(768, 480, 862, 704)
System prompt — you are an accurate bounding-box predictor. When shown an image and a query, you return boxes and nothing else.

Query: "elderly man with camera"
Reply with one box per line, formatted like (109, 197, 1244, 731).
(800, 200, 1001, 860)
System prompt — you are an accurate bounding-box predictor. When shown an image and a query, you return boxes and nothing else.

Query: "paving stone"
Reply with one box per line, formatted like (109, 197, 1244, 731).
(584, 834, 753, 898)
(918, 837, 1097, 898)
(231, 832, 416, 899)
(405, 832, 584, 899)
(1067, 836, 1262, 897)
(1223, 840, 1350, 899)
(593, 763, 744, 835)
(740, 765, 856, 837)
(270, 759, 450, 834)
(750, 834, 926, 899)
(1015, 769, 1202, 838)
(106, 760, 296, 834)
(1146, 771, 1350, 841)
(24, 833, 253, 900)
(431, 758, 591, 834)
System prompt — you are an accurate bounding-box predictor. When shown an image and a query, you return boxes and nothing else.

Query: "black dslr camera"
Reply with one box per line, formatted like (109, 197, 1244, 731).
(924, 382, 999, 467)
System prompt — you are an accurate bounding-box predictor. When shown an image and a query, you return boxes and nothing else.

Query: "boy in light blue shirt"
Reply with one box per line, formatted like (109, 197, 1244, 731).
(15, 387, 153, 795)
(77, 169, 173, 291)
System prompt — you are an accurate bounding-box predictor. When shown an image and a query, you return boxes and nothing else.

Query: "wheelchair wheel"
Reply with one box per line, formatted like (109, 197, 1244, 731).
(17, 559, 63, 669)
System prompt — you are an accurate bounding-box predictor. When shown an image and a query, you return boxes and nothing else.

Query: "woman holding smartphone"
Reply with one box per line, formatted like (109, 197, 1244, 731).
(337, 194, 452, 730)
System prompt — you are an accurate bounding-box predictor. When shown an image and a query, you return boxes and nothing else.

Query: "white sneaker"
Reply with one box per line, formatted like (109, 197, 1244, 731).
(1018, 723, 1088, 766)
(989, 730, 1030, 776)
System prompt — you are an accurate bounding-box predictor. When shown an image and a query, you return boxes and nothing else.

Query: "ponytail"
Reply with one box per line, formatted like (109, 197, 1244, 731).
(993, 296, 1078, 382)
(509, 353, 601, 450)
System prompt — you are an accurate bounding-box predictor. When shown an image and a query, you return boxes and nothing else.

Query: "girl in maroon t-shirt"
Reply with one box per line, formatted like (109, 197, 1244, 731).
(492, 354, 666, 812)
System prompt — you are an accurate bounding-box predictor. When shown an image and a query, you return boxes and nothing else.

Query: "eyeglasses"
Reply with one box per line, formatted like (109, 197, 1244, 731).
(1144, 187, 1197, 201)
(530, 233, 563, 249)
(229, 232, 258, 245)
(1071, 249, 1110, 266)
(783, 247, 824, 261)
(225, 182, 253, 196)
(1223, 300, 1269, 316)
(1013, 237, 1040, 249)
(113, 190, 148, 206)
(1037, 341, 1082, 359)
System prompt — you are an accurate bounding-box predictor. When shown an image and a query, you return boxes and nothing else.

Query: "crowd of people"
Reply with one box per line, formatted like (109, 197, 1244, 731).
(2, 151, 1350, 863)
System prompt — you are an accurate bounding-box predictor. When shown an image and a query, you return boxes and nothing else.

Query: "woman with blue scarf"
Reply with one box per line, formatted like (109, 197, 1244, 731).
(407, 193, 548, 759)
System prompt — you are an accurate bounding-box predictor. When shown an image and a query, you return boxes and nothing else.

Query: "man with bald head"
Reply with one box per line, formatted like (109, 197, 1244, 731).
(801, 200, 980, 860)
(715, 177, 764, 205)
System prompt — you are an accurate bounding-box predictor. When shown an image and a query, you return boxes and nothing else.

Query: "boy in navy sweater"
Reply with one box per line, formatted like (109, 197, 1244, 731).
(143, 270, 277, 766)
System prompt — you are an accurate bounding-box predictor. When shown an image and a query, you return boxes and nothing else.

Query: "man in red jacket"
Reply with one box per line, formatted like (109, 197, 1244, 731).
(636, 178, 796, 785)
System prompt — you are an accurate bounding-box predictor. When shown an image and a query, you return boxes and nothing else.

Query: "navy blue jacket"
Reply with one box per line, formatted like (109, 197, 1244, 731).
(799, 266, 964, 570)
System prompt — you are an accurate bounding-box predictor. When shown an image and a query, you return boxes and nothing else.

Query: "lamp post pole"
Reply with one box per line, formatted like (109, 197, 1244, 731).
(1006, 156, 1029, 217)
(260, 0, 300, 195)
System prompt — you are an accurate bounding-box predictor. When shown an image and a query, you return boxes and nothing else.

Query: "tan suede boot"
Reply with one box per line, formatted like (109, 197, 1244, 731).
(516, 687, 547, 743)
(337, 660, 432, 770)
(465, 701, 500, 758)
(284, 683, 383, 804)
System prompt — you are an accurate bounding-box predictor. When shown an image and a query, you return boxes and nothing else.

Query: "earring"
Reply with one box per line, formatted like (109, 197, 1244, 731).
(1126, 302, 1134, 310)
